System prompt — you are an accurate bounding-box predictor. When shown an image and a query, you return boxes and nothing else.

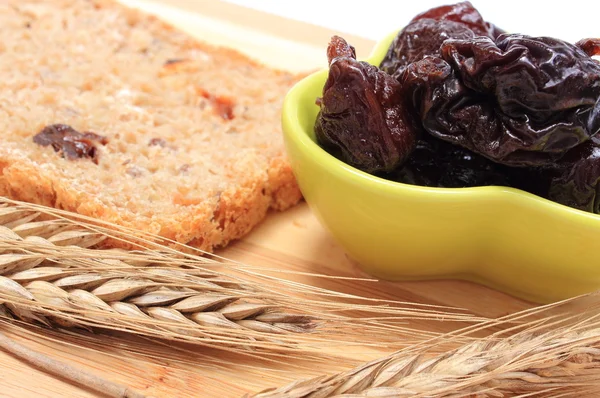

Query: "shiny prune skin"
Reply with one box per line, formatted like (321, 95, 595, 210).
(313, 1, 600, 216)
(315, 36, 418, 174)
(380, 19, 475, 78)
(576, 38, 600, 57)
(402, 35, 600, 167)
(445, 35, 600, 125)
(547, 138, 600, 213)
(409, 1, 501, 38)
(380, 1, 503, 78)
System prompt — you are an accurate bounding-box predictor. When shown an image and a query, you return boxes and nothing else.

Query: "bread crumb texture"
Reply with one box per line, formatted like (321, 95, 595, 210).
(0, 0, 303, 251)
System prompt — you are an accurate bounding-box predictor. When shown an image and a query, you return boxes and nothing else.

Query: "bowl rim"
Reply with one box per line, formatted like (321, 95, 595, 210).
(281, 30, 600, 223)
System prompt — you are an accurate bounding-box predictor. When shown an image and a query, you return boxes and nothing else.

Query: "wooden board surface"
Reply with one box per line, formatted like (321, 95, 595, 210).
(0, 1, 536, 397)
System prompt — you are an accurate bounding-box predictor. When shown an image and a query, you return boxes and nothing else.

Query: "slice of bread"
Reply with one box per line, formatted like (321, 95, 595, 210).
(0, 0, 303, 251)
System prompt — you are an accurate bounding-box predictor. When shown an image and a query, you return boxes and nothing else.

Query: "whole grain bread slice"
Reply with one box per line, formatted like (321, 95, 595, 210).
(0, 0, 303, 251)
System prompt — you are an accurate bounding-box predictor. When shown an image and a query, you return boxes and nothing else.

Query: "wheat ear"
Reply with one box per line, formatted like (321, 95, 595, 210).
(0, 205, 324, 358)
(0, 266, 314, 332)
(0, 198, 489, 325)
(253, 313, 600, 398)
(0, 221, 316, 353)
(0, 201, 486, 361)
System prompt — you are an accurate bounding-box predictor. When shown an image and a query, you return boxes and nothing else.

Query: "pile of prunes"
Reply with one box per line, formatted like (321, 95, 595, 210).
(315, 2, 600, 213)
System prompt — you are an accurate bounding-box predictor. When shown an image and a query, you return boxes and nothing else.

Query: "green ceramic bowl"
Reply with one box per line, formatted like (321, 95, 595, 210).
(281, 30, 600, 304)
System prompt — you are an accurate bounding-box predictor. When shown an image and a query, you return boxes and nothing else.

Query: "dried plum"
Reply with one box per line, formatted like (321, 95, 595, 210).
(576, 38, 600, 57)
(313, 2, 600, 216)
(380, 19, 475, 78)
(402, 35, 600, 166)
(315, 36, 418, 174)
(408, 1, 501, 38)
(387, 134, 510, 188)
(380, 1, 502, 77)
(548, 138, 600, 212)
(503, 139, 600, 212)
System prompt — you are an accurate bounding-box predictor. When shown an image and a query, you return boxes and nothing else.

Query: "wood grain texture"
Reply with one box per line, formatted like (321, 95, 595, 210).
(0, 1, 535, 397)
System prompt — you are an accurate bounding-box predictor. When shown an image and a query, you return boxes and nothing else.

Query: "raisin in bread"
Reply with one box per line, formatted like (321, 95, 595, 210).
(0, 0, 303, 251)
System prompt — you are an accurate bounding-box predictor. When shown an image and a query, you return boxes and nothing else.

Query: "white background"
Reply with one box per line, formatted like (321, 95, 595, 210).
(223, 0, 600, 45)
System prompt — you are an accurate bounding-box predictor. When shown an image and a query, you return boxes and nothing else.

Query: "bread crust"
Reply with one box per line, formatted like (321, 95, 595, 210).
(0, 0, 302, 251)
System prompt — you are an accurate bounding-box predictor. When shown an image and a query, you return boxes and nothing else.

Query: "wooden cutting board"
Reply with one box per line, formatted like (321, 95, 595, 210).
(0, 1, 536, 397)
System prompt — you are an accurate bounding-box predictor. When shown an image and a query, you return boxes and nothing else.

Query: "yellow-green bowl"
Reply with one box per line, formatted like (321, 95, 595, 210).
(281, 30, 600, 304)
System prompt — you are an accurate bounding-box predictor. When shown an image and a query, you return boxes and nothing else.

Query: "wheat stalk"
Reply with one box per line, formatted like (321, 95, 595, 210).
(4, 198, 600, 396)
(0, 199, 494, 363)
(0, 330, 146, 398)
(0, 198, 487, 323)
(253, 309, 600, 398)
(0, 206, 314, 338)
(0, 239, 324, 356)
(0, 266, 314, 333)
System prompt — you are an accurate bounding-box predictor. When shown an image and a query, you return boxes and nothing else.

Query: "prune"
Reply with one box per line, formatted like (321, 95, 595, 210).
(402, 35, 600, 166)
(313, 2, 600, 216)
(380, 1, 503, 77)
(547, 138, 600, 212)
(315, 36, 418, 174)
(380, 19, 475, 78)
(387, 134, 510, 188)
(33, 124, 108, 164)
(502, 138, 600, 212)
(576, 38, 600, 57)
(408, 1, 502, 38)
